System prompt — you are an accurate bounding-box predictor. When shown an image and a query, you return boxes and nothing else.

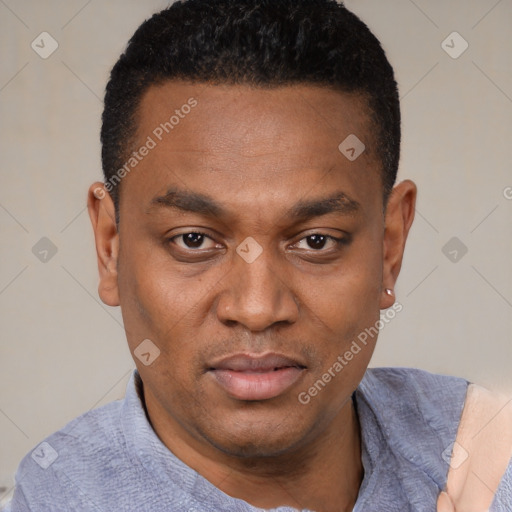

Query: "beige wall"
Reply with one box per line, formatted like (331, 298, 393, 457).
(1, 0, 511, 504)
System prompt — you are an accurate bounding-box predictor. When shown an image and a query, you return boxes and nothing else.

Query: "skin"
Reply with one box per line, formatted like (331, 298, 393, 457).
(88, 82, 416, 512)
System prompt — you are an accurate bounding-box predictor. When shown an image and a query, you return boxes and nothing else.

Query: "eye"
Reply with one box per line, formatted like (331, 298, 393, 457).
(294, 234, 341, 251)
(171, 232, 218, 250)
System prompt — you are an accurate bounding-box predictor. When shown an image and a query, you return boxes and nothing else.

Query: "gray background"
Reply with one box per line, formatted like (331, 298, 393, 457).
(1, 0, 511, 504)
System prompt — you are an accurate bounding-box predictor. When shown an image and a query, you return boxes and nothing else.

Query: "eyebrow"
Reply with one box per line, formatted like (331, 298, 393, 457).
(149, 188, 225, 217)
(289, 193, 360, 220)
(148, 187, 361, 221)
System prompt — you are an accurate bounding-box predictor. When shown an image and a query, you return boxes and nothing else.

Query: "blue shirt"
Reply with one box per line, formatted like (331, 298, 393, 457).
(7, 368, 512, 511)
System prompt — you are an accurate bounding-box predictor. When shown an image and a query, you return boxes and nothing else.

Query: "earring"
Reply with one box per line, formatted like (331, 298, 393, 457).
(385, 288, 394, 297)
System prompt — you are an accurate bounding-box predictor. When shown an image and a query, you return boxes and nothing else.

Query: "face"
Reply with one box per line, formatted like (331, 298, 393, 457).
(89, 82, 415, 460)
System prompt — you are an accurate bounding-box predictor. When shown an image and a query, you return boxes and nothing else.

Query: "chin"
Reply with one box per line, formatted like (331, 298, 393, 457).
(198, 414, 312, 460)
(211, 437, 298, 460)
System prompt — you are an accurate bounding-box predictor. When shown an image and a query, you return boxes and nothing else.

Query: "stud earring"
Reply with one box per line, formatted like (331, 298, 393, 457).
(385, 288, 394, 297)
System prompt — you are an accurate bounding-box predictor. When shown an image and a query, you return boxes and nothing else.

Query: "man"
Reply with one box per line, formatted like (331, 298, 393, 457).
(8, 0, 512, 510)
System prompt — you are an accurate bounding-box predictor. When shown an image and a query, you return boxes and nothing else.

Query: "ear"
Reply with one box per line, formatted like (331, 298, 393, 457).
(87, 183, 120, 307)
(380, 180, 417, 309)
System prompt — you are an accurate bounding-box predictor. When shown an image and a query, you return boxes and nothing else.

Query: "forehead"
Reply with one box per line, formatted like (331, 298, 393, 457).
(121, 81, 381, 216)
(135, 81, 375, 154)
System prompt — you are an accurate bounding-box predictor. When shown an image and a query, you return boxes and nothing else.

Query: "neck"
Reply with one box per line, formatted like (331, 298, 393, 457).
(217, 400, 363, 512)
(145, 391, 364, 512)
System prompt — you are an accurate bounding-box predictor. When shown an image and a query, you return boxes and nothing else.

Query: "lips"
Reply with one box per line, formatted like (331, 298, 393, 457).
(208, 353, 306, 401)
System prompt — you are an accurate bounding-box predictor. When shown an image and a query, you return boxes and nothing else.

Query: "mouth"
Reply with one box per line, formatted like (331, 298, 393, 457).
(207, 353, 307, 401)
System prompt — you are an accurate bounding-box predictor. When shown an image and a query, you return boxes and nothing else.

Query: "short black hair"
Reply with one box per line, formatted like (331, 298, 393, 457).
(101, 0, 400, 218)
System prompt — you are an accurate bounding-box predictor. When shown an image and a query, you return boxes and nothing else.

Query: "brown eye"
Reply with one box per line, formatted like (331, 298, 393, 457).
(305, 235, 327, 249)
(295, 234, 339, 251)
(183, 233, 205, 248)
(172, 232, 217, 250)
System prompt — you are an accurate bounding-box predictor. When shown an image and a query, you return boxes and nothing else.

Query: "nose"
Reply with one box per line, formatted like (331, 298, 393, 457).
(215, 246, 299, 332)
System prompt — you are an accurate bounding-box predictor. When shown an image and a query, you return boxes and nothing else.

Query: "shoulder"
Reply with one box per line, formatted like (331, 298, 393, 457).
(492, 459, 512, 511)
(359, 366, 469, 423)
(28, 395, 125, 464)
(356, 367, 469, 491)
(11, 398, 127, 511)
(357, 366, 470, 436)
(361, 366, 468, 398)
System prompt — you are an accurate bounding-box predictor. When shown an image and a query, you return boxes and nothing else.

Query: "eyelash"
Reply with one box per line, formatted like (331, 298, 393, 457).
(292, 234, 347, 252)
(171, 231, 219, 250)
(169, 231, 348, 253)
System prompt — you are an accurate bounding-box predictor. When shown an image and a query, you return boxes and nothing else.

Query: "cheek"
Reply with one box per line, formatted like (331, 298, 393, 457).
(303, 236, 383, 333)
(120, 239, 185, 314)
(118, 264, 202, 393)
(294, 234, 384, 404)
(296, 261, 382, 412)
(117, 243, 224, 367)
(117, 245, 184, 344)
